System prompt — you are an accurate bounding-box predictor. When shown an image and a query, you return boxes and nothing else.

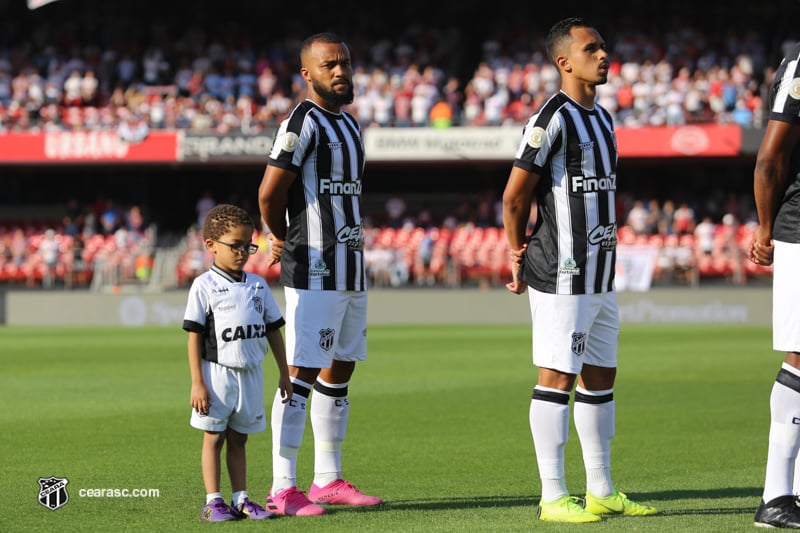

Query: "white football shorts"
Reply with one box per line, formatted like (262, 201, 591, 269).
(284, 287, 368, 368)
(528, 288, 619, 375)
(190, 360, 266, 434)
(773, 241, 800, 352)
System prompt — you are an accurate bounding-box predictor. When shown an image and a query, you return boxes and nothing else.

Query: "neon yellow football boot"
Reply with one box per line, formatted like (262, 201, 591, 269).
(584, 490, 657, 516)
(537, 495, 602, 523)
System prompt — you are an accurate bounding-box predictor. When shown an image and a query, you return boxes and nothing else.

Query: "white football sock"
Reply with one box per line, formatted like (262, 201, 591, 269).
(530, 386, 570, 502)
(764, 365, 800, 503)
(231, 490, 248, 506)
(206, 492, 223, 504)
(311, 379, 349, 487)
(574, 386, 616, 497)
(271, 378, 311, 493)
(794, 457, 800, 497)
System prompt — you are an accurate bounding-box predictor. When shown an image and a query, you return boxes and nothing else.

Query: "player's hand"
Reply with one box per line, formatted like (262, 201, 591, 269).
(506, 277, 528, 294)
(190, 383, 210, 415)
(749, 227, 774, 266)
(506, 245, 528, 294)
(278, 375, 293, 404)
(269, 235, 285, 266)
(509, 244, 527, 267)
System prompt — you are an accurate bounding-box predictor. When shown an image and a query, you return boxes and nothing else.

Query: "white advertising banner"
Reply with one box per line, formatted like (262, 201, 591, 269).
(363, 127, 522, 161)
(616, 244, 659, 292)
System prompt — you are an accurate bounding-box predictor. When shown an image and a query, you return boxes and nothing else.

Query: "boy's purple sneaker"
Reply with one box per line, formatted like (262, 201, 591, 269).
(265, 487, 326, 516)
(235, 497, 274, 520)
(200, 497, 240, 522)
(308, 479, 383, 506)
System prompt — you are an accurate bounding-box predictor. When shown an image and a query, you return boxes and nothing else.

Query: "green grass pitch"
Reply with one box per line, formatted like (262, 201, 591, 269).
(0, 323, 780, 532)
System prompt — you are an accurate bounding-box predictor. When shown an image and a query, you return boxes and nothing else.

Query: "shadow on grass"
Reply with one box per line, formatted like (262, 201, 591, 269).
(376, 486, 762, 517)
(631, 486, 762, 517)
(381, 495, 534, 511)
(634, 486, 761, 501)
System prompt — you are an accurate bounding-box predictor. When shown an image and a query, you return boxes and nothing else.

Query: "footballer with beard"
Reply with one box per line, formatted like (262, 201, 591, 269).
(258, 33, 381, 516)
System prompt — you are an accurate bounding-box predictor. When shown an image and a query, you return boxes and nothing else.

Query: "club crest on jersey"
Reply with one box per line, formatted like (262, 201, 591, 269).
(559, 258, 580, 276)
(310, 259, 331, 278)
(253, 296, 263, 314)
(319, 328, 335, 351)
(571, 332, 587, 356)
(38, 476, 69, 511)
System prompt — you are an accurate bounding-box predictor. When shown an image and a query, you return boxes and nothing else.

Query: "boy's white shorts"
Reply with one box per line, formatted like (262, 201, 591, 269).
(190, 360, 265, 434)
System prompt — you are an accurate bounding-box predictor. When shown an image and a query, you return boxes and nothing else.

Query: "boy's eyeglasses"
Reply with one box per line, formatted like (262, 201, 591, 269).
(213, 240, 259, 255)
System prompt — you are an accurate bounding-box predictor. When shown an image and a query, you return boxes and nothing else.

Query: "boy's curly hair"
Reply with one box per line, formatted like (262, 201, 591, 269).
(202, 203, 254, 240)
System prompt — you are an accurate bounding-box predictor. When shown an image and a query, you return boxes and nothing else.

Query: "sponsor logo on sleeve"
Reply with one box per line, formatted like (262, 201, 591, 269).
(790, 78, 800, 100)
(528, 126, 546, 148)
(279, 132, 299, 152)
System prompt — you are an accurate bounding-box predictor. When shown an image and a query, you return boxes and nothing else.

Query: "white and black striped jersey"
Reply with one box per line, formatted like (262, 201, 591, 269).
(182, 264, 285, 369)
(768, 42, 800, 244)
(514, 91, 618, 295)
(267, 99, 366, 291)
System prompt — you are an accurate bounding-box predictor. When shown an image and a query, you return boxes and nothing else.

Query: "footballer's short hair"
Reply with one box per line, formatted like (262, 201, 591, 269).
(301, 32, 347, 56)
(202, 203, 254, 240)
(545, 17, 592, 67)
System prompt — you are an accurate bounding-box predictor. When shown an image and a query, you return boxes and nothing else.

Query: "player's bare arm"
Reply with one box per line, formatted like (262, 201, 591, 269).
(258, 165, 296, 265)
(751, 120, 800, 266)
(187, 331, 209, 415)
(266, 328, 293, 403)
(502, 166, 538, 294)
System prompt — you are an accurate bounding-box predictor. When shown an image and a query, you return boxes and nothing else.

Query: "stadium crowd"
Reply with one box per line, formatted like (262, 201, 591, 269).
(0, 2, 787, 289)
(0, 4, 791, 133)
(0, 185, 773, 290)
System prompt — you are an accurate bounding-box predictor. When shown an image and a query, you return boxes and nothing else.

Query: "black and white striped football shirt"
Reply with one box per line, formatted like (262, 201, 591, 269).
(514, 91, 618, 295)
(267, 100, 366, 291)
(768, 42, 800, 244)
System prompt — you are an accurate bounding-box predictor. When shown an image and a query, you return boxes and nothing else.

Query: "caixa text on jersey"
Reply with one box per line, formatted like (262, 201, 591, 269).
(221, 324, 268, 341)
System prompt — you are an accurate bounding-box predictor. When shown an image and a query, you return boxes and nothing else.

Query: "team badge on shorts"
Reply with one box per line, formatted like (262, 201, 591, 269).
(319, 328, 335, 351)
(571, 332, 587, 356)
(38, 476, 69, 510)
